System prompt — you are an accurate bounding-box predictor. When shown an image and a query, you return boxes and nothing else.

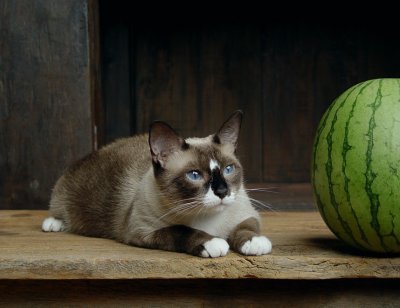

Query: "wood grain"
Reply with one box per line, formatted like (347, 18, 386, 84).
(0, 279, 399, 307)
(130, 26, 264, 181)
(101, 21, 400, 183)
(0, 0, 93, 209)
(99, 2, 132, 144)
(261, 25, 400, 182)
(88, 0, 103, 150)
(0, 210, 399, 280)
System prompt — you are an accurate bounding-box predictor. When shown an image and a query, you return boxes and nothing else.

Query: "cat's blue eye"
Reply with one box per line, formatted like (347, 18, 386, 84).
(223, 164, 235, 175)
(186, 170, 202, 181)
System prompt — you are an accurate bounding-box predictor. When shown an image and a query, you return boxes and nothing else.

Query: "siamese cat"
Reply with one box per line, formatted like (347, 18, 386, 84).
(42, 111, 272, 257)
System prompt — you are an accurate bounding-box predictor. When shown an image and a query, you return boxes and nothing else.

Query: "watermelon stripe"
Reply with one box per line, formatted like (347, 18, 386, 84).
(324, 83, 365, 248)
(342, 80, 375, 247)
(364, 80, 387, 251)
(311, 99, 338, 223)
(389, 211, 400, 245)
(312, 87, 356, 230)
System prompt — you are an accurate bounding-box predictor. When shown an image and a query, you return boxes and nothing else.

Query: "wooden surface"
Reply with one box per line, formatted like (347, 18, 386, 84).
(0, 0, 93, 209)
(0, 210, 399, 280)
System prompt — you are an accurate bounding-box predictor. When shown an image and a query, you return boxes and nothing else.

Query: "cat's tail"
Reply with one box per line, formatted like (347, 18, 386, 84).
(42, 217, 65, 232)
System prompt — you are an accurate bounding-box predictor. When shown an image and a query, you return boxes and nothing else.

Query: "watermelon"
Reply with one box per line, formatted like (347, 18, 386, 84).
(312, 79, 400, 253)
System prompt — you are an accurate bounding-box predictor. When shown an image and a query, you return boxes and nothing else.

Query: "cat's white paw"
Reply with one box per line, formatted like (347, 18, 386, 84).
(42, 217, 64, 232)
(240, 236, 272, 256)
(200, 238, 229, 258)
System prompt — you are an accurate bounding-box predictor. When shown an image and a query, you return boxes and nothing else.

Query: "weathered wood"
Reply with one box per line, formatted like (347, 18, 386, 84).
(102, 19, 400, 183)
(195, 26, 263, 182)
(0, 0, 93, 209)
(99, 1, 132, 144)
(88, 0, 103, 150)
(0, 279, 399, 306)
(0, 210, 399, 280)
(261, 25, 400, 182)
(125, 26, 264, 181)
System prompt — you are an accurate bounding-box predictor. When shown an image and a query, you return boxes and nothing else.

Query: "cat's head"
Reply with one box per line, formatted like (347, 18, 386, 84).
(149, 110, 244, 217)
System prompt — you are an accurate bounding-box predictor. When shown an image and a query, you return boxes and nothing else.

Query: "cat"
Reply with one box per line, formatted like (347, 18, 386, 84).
(42, 110, 272, 257)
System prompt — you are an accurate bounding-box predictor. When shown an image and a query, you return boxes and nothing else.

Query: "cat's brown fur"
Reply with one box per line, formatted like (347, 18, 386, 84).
(43, 111, 272, 257)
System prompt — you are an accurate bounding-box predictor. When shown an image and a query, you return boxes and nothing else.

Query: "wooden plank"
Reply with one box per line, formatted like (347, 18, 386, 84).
(261, 25, 400, 182)
(0, 0, 93, 209)
(0, 210, 399, 280)
(99, 3, 132, 144)
(134, 29, 200, 134)
(262, 26, 333, 182)
(105, 22, 400, 183)
(198, 26, 263, 182)
(134, 26, 263, 182)
(0, 279, 399, 306)
(88, 0, 103, 150)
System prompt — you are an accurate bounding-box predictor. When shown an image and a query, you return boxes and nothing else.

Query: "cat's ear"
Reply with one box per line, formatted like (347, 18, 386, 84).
(213, 110, 243, 148)
(149, 121, 185, 167)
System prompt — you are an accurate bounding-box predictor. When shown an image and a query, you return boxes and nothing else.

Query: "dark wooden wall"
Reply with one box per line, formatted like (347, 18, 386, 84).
(0, 0, 95, 209)
(99, 6, 400, 183)
(1, 1, 400, 209)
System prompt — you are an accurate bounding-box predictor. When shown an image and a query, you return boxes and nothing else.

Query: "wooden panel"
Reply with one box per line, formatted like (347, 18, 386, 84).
(197, 27, 263, 182)
(99, 1, 132, 144)
(134, 26, 263, 181)
(0, 0, 93, 209)
(88, 0, 103, 150)
(0, 279, 399, 306)
(100, 17, 400, 183)
(261, 25, 400, 182)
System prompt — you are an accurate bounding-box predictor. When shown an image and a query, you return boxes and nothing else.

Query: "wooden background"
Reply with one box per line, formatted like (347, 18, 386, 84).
(0, 0, 94, 209)
(100, 2, 400, 184)
(1, 0, 400, 209)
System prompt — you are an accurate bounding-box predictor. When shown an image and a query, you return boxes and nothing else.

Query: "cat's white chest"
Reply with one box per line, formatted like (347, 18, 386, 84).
(188, 201, 257, 239)
(189, 214, 223, 237)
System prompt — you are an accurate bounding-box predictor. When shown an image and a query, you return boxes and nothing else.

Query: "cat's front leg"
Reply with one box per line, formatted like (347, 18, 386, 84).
(138, 225, 229, 258)
(228, 218, 272, 256)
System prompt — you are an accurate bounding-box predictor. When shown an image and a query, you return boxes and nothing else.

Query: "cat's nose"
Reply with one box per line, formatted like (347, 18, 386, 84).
(210, 170, 229, 199)
(215, 186, 228, 199)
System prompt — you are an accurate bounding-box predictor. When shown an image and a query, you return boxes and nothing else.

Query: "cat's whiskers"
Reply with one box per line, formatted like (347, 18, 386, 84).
(236, 195, 277, 212)
(158, 194, 199, 206)
(158, 202, 198, 220)
(249, 198, 277, 212)
(192, 201, 207, 220)
(244, 187, 281, 194)
(141, 200, 208, 240)
(140, 200, 203, 240)
(158, 199, 203, 222)
(157, 194, 198, 210)
(242, 187, 281, 212)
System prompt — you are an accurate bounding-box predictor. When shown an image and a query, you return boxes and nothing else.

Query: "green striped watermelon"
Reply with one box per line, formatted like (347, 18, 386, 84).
(312, 79, 400, 253)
